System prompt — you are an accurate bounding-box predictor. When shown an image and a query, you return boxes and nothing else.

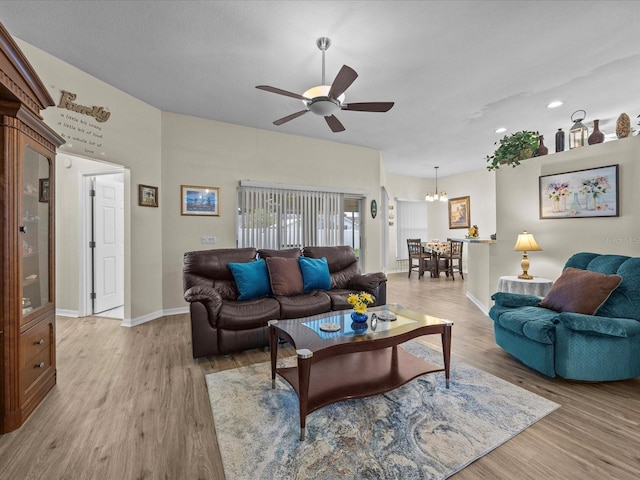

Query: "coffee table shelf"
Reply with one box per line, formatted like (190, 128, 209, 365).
(276, 347, 444, 415)
(269, 304, 452, 440)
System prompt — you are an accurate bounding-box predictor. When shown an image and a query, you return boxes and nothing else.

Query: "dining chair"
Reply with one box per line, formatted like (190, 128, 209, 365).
(445, 238, 464, 280)
(407, 238, 429, 278)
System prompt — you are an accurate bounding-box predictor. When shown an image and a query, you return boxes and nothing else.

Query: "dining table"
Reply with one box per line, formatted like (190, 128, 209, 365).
(421, 242, 450, 277)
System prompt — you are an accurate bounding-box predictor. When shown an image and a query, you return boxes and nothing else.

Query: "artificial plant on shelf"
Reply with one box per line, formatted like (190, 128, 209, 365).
(485, 130, 540, 171)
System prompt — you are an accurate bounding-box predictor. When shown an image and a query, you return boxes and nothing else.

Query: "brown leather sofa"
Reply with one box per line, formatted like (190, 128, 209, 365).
(183, 245, 387, 358)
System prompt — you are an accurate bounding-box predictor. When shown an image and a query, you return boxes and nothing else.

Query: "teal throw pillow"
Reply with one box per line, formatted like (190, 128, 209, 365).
(298, 256, 331, 292)
(228, 259, 272, 301)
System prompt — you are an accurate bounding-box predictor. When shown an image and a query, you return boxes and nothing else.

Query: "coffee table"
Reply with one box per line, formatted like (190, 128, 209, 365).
(268, 303, 452, 440)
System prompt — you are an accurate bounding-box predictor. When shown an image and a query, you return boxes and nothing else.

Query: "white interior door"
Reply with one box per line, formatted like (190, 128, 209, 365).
(93, 176, 124, 313)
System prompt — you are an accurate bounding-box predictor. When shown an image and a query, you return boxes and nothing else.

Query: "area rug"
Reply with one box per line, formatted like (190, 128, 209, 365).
(205, 341, 559, 479)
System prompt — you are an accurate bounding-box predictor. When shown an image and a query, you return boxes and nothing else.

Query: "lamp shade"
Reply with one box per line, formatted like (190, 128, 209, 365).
(514, 231, 542, 252)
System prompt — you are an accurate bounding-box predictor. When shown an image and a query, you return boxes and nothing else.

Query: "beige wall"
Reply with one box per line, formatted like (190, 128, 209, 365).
(160, 112, 384, 311)
(17, 39, 163, 324)
(491, 135, 640, 296)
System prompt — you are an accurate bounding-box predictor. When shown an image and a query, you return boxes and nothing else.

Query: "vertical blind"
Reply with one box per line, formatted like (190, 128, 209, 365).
(237, 186, 343, 249)
(396, 200, 429, 259)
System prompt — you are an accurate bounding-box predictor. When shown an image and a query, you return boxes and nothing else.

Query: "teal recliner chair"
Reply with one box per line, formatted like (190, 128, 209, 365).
(489, 252, 640, 381)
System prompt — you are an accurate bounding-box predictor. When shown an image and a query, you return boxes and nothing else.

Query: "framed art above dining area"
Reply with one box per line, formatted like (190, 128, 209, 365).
(448, 196, 470, 229)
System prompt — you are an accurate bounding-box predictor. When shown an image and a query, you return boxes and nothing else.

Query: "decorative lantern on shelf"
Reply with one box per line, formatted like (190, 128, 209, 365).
(569, 110, 588, 149)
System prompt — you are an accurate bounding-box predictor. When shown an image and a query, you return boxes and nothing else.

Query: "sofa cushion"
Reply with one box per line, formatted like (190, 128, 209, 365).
(324, 288, 362, 311)
(228, 259, 272, 301)
(257, 248, 301, 259)
(277, 291, 332, 319)
(496, 306, 559, 344)
(265, 257, 304, 296)
(597, 257, 640, 320)
(217, 297, 281, 330)
(540, 267, 622, 315)
(303, 245, 359, 289)
(298, 256, 331, 292)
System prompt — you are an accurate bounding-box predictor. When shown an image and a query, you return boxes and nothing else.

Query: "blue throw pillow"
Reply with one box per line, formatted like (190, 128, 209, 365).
(298, 256, 331, 292)
(228, 259, 272, 300)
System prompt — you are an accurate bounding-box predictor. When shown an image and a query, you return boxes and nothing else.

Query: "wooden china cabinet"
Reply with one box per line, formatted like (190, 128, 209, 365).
(0, 23, 64, 433)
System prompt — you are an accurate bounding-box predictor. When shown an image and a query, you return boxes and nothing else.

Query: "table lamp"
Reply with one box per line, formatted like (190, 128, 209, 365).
(514, 231, 542, 279)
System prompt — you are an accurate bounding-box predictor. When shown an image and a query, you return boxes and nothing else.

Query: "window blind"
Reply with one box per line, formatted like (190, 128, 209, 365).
(396, 200, 428, 260)
(237, 186, 343, 249)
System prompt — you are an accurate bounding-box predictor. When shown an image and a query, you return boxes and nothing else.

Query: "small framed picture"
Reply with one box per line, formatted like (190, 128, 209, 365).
(138, 184, 158, 207)
(39, 178, 50, 203)
(181, 185, 220, 216)
(448, 196, 470, 229)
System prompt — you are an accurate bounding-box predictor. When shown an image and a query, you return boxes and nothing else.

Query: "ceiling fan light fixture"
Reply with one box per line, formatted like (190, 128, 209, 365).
(547, 100, 563, 109)
(302, 85, 345, 116)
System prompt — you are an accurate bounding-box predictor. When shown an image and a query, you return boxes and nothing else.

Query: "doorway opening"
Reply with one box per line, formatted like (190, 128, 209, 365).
(55, 152, 127, 321)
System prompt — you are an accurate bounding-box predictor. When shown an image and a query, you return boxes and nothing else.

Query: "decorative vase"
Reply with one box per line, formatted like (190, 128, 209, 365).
(552, 197, 561, 212)
(351, 321, 368, 333)
(588, 119, 605, 144)
(537, 135, 548, 156)
(586, 194, 595, 211)
(616, 113, 631, 138)
(555, 128, 565, 152)
(570, 192, 581, 213)
(351, 311, 368, 323)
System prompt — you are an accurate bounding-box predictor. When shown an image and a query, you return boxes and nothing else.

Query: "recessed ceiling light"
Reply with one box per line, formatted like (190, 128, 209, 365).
(495, 127, 507, 133)
(547, 101, 563, 109)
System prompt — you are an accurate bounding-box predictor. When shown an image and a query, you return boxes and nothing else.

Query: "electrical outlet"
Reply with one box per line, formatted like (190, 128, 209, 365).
(201, 236, 217, 245)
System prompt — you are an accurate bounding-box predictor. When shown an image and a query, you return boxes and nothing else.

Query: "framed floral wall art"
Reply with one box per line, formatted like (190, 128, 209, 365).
(539, 164, 619, 219)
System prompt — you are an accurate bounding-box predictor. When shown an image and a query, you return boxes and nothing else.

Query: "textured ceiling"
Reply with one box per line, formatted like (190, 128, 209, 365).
(1, 1, 639, 179)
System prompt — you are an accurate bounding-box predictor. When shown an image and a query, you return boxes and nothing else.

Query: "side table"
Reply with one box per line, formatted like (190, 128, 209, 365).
(496, 275, 553, 297)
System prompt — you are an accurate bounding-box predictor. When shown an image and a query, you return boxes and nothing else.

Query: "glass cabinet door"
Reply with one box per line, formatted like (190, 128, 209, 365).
(21, 146, 50, 318)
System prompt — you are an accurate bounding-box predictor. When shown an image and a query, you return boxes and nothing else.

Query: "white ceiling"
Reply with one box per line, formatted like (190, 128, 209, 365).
(1, 1, 639, 179)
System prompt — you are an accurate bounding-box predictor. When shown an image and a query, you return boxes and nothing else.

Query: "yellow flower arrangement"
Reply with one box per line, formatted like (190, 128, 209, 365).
(347, 291, 374, 314)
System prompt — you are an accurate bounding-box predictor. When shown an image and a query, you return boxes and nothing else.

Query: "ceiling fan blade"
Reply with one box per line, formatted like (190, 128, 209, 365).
(328, 65, 358, 99)
(273, 110, 308, 126)
(342, 102, 395, 112)
(324, 115, 345, 133)
(256, 85, 309, 101)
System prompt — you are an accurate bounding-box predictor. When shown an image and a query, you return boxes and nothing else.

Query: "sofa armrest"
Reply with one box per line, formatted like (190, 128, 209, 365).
(348, 272, 387, 306)
(491, 291, 542, 308)
(184, 286, 223, 324)
(557, 312, 640, 338)
(348, 272, 387, 290)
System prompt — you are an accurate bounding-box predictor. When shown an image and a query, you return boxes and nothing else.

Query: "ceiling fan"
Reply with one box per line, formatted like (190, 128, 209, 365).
(256, 37, 394, 133)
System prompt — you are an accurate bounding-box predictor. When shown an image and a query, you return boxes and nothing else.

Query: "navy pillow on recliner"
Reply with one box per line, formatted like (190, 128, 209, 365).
(228, 259, 272, 300)
(298, 256, 331, 292)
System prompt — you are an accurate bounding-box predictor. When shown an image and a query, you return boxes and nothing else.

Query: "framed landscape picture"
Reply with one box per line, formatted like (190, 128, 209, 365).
(539, 164, 619, 219)
(181, 185, 220, 216)
(138, 184, 158, 207)
(448, 196, 470, 229)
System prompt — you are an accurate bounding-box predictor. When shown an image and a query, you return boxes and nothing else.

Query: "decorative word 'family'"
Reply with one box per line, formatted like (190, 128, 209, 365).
(57, 90, 111, 123)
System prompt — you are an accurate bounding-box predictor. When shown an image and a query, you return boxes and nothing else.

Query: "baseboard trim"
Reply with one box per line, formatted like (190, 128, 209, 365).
(56, 309, 80, 318)
(121, 306, 189, 327)
(466, 292, 489, 316)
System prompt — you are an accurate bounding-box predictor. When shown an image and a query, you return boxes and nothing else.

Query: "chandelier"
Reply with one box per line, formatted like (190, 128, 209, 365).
(425, 166, 448, 202)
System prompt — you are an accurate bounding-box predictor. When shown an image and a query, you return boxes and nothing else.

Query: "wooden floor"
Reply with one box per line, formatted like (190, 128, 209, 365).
(1, 273, 640, 479)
